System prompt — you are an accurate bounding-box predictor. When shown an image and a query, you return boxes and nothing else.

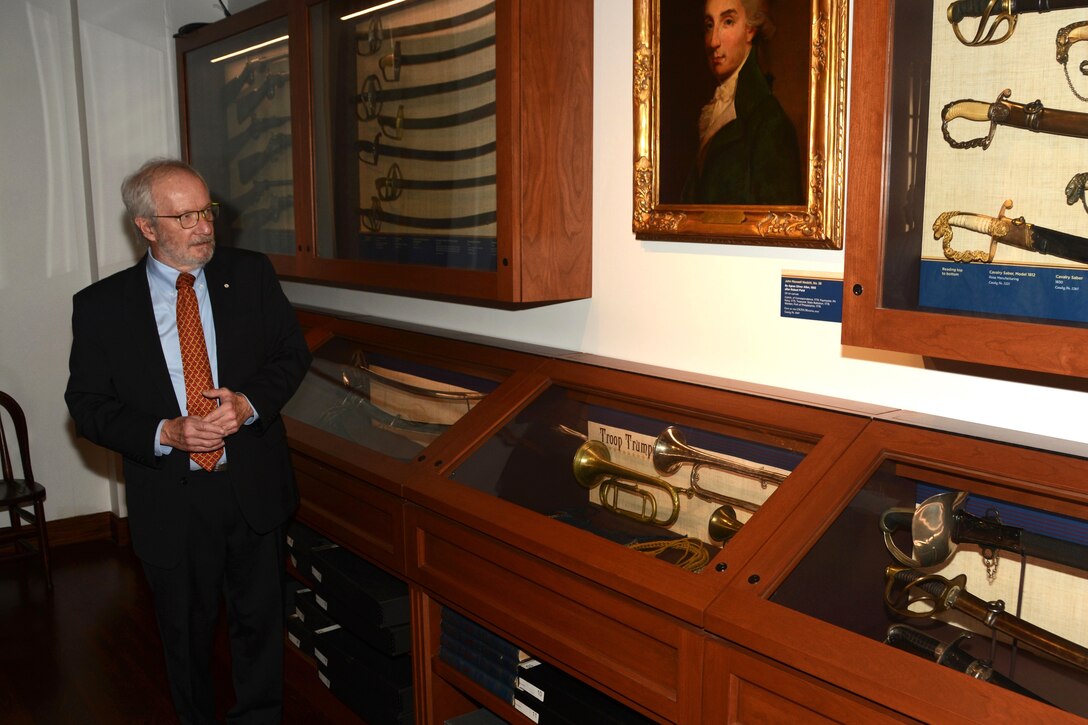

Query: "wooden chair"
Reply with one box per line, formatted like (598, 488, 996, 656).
(0, 391, 52, 591)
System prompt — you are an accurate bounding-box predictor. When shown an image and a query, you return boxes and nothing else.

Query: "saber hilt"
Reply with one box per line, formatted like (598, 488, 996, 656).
(884, 566, 1088, 673)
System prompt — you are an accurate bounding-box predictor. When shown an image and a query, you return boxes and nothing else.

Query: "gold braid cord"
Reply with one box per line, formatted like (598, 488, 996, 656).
(627, 537, 710, 573)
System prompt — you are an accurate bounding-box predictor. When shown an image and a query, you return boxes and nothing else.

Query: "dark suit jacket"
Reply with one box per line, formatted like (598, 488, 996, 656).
(682, 55, 804, 206)
(65, 247, 312, 568)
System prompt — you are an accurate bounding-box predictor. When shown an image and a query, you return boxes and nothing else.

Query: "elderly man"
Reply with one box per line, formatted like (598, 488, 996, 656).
(66, 158, 311, 723)
(682, 0, 804, 205)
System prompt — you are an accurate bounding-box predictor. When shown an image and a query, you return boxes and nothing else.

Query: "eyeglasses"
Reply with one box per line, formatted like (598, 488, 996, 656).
(153, 203, 220, 229)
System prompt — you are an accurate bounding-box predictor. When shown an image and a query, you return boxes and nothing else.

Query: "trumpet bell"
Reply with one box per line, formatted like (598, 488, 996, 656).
(572, 439, 681, 528)
(708, 505, 743, 543)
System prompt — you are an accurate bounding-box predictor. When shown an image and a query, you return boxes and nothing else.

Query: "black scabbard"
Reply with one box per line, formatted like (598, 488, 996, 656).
(1028, 224, 1088, 264)
(885, 625, 1051, 703)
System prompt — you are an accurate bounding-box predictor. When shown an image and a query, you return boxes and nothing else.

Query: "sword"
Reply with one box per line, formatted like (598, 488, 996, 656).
(358, 132, 495, 166)
(360, 197, 496, 233)
(357, 70, 495, 122)
(880, 491, 1088, 570)
(884, 624, 1051, 703)
(948, 0, 1088, 47)
(941, 89, 1088, 149)
(356, 2, 495, 57)
(1057, 21, 1088, 102)
(375, 163, 496, 202)
(933, 199, 1088, 263)
(378, 35, 495, 82)
(373, 101, 495, 140)
(884, 565, 1088, 673)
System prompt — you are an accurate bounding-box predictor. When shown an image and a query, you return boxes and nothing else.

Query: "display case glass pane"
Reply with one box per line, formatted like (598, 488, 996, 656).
(880, 1, 1088, 327)
(769, 459, 1088, 716)
(184, 18, 294, 256)
(449, 385, 808, 572)
(309, 0, 497, 271)
(284, 334, 500, 461)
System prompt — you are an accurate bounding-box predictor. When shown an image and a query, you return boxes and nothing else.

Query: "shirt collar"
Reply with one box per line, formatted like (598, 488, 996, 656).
(146, 250, 206, 289)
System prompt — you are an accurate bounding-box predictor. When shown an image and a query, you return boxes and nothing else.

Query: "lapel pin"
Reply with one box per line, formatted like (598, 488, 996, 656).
(223, 283, 230, 288)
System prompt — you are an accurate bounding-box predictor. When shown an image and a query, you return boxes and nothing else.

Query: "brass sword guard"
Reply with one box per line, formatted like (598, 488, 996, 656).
(948, 0, 1016, 47)
(932, 199, 1015, 263)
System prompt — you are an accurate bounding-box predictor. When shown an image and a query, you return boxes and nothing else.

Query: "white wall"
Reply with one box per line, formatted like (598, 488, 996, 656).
(285, 0, 1088, 447)
(1, 0, 1085, 528)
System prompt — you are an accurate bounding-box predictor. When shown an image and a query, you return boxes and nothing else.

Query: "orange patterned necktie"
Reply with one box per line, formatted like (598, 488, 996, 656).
(176, 272, 223, 472)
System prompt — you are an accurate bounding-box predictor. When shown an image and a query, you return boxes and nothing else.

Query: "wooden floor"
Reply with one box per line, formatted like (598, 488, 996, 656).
(0, 539, 347, 724)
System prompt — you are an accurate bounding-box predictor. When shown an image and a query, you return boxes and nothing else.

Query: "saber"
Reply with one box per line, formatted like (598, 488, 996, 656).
(358, 132, 495, 165)
(941, 88, 1088, 149)
(360, 197, 496, 233)
(881, 491, 1088, 570)
(373, 101, 495, 139)
(378, 35, 495, 82)
(357, 70, 495, 122)
(948, 0, 1088, 47)
(932, 198, 1088, 263)
(375, 163, 496, 202)
(1058, 21, 1088, 102)
(356, 2, 495, 56)
(884, 565, 1088, 673)
(884, 624, 1051, 702)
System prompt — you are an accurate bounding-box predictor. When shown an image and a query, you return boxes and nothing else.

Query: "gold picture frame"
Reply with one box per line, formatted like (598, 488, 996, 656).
(633, 0, 848, 248)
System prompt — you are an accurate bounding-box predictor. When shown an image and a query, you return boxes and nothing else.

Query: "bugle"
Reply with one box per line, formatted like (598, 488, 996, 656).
(653, 426, 784, 514)
(573, 440, 680, 527)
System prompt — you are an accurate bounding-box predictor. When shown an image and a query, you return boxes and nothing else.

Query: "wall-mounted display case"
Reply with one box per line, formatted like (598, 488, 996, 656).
(176, 0, 592, 306)
(842, 0, 1088, 378)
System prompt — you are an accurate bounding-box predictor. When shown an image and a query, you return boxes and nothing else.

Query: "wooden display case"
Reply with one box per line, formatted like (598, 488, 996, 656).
(704, 421, 1088, 724)
(176, 0, 592, 306)
(283, 308, 1088, 723)
(842, 0, 1088, 378)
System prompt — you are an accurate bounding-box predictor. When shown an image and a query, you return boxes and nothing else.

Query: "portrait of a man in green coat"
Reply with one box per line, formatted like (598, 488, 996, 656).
(681, 0, 804, 206)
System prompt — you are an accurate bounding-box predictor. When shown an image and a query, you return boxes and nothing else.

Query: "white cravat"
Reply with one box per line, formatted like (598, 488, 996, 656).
(696, 49, 751, 172)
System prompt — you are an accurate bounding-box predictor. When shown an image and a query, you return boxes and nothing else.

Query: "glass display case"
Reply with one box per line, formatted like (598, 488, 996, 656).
(706, 421, 1088, 722)
(842, 0, 1088, 377)
(308, 0, 497, 272)
(179, 7, 295, 256)
(177, 0, 593, 306)
(448, 383, 805, 572)
(285, 333, 500, 462)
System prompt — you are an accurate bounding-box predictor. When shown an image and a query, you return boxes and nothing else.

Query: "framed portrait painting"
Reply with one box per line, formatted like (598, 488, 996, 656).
(633, 0, 848, 248)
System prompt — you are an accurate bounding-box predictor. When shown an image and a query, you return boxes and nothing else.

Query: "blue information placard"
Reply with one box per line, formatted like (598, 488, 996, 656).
(919, 260, 1088, 323)
(780, 275, 843, 322)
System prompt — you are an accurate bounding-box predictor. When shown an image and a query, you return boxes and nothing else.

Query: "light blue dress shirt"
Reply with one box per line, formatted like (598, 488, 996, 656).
(146, 252, 239, 468)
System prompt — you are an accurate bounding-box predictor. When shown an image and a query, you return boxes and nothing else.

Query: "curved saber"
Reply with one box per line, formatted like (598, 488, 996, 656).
(942, 88, 1088, 149)
(884, 566, 1088, 673)
(934, 199, 1088, 263)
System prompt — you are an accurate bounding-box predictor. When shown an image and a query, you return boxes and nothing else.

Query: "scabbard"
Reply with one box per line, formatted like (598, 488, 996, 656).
(1023, 222, 1088, 263)
(993, 97, 1088, 139)
(951, 0, 1088, 20)
(885, 625, 1050, 703)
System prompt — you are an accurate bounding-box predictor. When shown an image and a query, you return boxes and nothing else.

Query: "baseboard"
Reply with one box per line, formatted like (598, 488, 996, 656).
(46, 512, 130, 548)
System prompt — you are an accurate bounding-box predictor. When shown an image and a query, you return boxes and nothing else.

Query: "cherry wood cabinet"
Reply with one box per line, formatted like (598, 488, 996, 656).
(176, 0, 591, 306)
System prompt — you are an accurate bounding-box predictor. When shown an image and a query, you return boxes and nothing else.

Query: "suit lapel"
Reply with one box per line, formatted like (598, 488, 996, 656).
(124, 256, 182, 418)
(203, 251, 236, 387)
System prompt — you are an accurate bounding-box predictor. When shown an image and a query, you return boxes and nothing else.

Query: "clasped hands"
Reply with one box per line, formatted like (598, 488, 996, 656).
(160, 388, 252, 453)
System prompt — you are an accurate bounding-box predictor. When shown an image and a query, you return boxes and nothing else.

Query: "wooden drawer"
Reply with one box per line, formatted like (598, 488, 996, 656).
(405, 504, 702, 724)
(702, 638, 916, 724)
(292, 451, 405, 576)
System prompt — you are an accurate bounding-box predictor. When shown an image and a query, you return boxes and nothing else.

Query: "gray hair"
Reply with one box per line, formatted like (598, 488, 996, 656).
(740, 0, 775, 39)
(120, 158, 206, 223)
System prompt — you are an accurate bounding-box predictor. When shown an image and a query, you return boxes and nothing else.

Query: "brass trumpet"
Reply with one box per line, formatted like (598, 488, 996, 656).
(652, 426, 784, 514)
(572, 440, 680, 527)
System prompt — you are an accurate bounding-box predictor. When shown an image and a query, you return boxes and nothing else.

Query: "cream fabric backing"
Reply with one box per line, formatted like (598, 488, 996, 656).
(922, 7, 1088, 267)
